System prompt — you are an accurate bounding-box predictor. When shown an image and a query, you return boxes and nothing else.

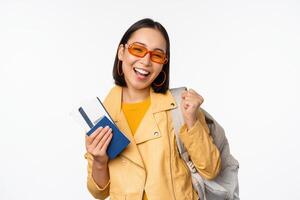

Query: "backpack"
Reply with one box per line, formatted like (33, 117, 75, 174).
(170, 87, 240, 200)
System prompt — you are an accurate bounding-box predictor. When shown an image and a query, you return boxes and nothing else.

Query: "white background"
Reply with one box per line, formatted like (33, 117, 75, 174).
(1, 0, 299, 199)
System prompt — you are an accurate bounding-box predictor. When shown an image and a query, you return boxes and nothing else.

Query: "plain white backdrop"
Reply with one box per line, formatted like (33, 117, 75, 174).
(1, 0, 299, 199)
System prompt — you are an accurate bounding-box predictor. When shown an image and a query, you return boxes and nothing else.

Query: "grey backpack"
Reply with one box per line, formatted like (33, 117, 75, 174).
(170, 87, 240, 200)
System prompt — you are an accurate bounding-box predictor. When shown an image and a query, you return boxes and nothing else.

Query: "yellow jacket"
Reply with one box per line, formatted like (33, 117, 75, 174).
(86, 86, 221, 200)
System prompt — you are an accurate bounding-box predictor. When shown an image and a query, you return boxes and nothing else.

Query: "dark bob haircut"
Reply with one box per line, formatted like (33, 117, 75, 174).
(112, 18, 170, 94)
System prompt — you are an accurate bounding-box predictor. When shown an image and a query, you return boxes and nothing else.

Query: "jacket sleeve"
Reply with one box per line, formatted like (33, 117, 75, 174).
(179, 110, 221, 180)
(85, 152, 110, 200)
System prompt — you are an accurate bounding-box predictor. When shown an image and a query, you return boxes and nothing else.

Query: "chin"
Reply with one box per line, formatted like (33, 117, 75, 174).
(131, 82, 152, 91)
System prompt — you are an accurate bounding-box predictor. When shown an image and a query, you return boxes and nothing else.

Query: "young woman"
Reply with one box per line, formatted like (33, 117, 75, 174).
(85, 18, 221, 200)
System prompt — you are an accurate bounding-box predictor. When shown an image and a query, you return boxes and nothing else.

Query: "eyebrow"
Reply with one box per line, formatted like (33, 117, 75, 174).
(133, 42, 166, 53)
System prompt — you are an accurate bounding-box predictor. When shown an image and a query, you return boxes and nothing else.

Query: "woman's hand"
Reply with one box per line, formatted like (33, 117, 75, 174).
(180, 89, 204, 129)
(85, 126, 113, 167)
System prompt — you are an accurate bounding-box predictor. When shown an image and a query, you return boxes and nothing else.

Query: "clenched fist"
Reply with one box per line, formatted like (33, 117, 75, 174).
(180, 89, 204, 129)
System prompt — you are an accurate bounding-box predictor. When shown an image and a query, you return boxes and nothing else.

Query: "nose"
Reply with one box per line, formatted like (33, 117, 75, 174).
(140, 52, 151, 66)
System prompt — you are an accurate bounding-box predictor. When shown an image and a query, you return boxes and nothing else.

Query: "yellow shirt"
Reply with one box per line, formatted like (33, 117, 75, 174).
(122, 96, 150, 200)
(122, 96, 151, 135)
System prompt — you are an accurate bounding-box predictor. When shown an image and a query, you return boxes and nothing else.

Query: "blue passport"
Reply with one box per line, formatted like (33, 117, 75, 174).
(79, 106, 130, 160)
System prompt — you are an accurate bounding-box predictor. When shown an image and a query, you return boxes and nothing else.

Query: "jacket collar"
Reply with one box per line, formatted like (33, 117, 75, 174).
(102, 85, 177, 169)
(103, 85, 177, 122)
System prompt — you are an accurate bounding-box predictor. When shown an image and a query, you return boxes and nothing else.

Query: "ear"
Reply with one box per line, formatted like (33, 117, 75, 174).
(118, 44, 125, 61)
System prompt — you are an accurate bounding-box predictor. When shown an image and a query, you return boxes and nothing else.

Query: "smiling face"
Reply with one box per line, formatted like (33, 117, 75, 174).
(118, 28, 167, 92)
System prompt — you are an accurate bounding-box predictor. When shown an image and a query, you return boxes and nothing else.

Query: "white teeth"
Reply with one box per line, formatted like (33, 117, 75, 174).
(134, 68, 150, 75)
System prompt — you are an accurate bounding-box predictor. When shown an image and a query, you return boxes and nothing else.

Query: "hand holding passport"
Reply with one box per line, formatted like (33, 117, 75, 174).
(75, 97, 130, 160)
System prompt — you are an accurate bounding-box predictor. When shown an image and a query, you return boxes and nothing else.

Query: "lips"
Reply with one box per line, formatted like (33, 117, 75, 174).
(133, 67, 150, 77)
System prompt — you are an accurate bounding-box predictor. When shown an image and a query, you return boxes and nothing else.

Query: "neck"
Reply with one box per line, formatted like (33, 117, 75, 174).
(122, 86, 150, 103)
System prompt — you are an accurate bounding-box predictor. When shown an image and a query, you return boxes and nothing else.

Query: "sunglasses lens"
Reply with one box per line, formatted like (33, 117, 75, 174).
(128, 44, 147, 57)
(151, 52, 166, 64)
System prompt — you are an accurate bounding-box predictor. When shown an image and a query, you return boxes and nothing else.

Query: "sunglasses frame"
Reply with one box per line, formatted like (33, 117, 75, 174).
(125, 43, 168, 64)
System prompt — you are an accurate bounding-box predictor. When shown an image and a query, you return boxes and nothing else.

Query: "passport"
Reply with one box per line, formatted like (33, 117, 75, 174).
(85, 115, 130, 159)
(77, 97, 130, 160)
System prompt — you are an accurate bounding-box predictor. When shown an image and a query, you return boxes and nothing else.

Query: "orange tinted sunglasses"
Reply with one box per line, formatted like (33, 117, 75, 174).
(126, 43, 168, 64)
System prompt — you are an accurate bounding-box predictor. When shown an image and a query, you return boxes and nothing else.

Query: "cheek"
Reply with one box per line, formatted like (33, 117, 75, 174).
(121, 55, 137, 75)
(122, 52, 137, 66)
(153, 65, 164, 76)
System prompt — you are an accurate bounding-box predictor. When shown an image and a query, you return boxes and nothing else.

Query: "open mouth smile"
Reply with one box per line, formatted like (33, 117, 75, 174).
(133, 67, 150, 77)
